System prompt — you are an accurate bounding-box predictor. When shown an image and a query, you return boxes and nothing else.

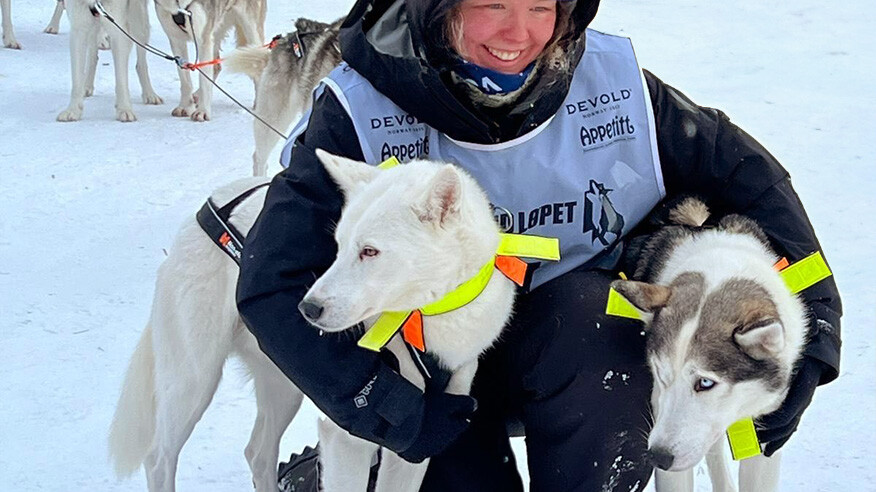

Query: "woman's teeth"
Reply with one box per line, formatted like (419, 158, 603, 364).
(487, 47, 522, 61)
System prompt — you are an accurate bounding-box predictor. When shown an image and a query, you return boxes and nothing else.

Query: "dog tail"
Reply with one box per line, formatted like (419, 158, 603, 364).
(668, 197, 710, 227)
(224, 45, 271, 81)
(108, 321, 156, 477)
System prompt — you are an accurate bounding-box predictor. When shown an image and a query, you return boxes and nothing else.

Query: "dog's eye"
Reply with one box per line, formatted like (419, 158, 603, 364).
(694, 378, 717, 392)
(359, 246, 380, 260)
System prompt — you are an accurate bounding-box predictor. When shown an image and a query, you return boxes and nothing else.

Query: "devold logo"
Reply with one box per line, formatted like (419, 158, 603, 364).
(370, 114, 421, 129)
(380, 135, 430, 161)
(580, 115, 635, 149)
(565, 89, 632, 115)
(582, 180, 624, 246)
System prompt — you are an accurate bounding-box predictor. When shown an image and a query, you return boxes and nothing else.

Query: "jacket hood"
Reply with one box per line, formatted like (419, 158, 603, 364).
(339, 0, 601, 144)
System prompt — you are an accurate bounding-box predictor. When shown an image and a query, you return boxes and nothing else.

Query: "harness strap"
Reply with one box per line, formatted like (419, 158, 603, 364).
(195, 183, 269, 265)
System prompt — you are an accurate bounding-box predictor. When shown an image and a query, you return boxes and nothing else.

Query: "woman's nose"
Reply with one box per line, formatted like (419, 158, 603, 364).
(501, 9, 530, 42)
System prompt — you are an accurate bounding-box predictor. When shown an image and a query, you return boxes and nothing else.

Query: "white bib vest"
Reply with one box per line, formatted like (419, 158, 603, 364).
(282, 30, 666, 288)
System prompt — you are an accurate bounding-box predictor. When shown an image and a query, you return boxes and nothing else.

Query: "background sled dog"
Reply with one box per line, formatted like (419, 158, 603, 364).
(225, 17, 342, 176)
(57, 0, 163, 122)
(153, 0, 266, 121)
(612, 198, 809, 492)
(44, 0, 111, 48)
(109, 151, 520, 492)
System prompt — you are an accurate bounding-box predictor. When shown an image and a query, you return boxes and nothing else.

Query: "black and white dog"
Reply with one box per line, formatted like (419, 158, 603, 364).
(612, 198, 809, 492)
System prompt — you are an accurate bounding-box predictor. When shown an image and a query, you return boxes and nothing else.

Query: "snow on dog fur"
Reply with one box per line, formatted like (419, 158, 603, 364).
(300, 150, 517, 491)
(612, 198, 808, 492)
(109, 151, 517, 492)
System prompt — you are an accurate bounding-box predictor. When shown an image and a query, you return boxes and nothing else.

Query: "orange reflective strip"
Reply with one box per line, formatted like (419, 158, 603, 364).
(774, 257, 790, 271)
(495, 255, 528, 286)
(402, 310, 426, 352)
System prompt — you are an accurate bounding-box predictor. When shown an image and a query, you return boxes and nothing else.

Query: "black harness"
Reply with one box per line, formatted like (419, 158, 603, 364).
(195, 183, 269, 265)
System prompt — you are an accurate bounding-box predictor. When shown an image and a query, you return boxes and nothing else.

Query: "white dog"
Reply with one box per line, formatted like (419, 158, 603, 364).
(611, 198, 809, 492)
(44, 0, 111, 49)
(224, 17, 342, 176)
(152, 0, 266, 121)
(1, 0, 20, 48)
(109, 151, 534, 491)
(57, 0, 163, 122)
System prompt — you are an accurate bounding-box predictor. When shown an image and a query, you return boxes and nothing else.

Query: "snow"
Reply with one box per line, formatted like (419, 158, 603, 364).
(1, 1, 874, 491)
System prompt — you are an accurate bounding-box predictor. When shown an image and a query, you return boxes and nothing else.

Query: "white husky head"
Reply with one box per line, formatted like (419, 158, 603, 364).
(612, 233, 807, 471)
(298, 150, 501, 332)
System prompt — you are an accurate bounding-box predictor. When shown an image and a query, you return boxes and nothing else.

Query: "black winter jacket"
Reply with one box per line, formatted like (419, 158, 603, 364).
(237, 0, 841, 457)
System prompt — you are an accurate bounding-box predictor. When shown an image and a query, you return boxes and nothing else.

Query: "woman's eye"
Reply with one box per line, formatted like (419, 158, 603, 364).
(359, 246, 380, 260)
(694, 378, 717, 392)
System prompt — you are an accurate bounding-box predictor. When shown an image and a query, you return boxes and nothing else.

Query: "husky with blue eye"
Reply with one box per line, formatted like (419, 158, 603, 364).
(612, 197, 808, 492)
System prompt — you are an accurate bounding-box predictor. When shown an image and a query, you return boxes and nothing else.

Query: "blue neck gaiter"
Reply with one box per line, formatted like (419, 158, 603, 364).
(451, 58, 536, 95)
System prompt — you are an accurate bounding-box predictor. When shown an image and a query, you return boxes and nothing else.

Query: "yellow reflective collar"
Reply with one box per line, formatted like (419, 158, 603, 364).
(358, 233, 560, 352)
(727, 417, 762, 460)
(779, 251, 832, 294)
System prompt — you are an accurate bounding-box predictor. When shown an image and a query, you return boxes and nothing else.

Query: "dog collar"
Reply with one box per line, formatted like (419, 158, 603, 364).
(357, 233, 560, 353)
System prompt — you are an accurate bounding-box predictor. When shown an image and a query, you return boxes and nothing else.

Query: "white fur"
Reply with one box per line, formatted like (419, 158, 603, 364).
(153, 0, 266, 121)
(57, 0, 163, 122)
(110, 154, 517, 492)
(108, 177, 306, 492)
(636, 229, 807, 492)
(1, 0, 20, 48)
(304, 151, 517, 490)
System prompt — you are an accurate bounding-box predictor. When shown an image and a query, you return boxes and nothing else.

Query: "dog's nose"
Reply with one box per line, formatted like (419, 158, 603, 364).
(646, 447, 674, 470)
(298, 300, 324, 323)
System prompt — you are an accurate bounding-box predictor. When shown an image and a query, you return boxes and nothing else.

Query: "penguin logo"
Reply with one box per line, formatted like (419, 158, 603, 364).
(582, 180, 625, 246)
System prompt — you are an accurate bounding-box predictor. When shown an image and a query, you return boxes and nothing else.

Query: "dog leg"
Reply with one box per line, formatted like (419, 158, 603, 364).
(155, 11, 195, 117)
(373, 451, 429, 492)
(128, 0, 163, 105)
(738, 451, 781, 492)
(58, 5, 99, 121)
(189, 3, 213, 122)
(1, 0, 20, 49)
(319, 418, 379, 492)
(244, 347, 304, 492)
(45, 0, 64, 34)
(98, 24, 110, 50)
(84, 37, 98, 97)
(653, 469, 694, 492)
(102, 13, 136, 121)
(704, 440, 737, 492)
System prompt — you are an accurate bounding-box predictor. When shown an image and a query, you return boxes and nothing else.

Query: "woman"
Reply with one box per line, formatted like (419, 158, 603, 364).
(238, 0, 841, 490)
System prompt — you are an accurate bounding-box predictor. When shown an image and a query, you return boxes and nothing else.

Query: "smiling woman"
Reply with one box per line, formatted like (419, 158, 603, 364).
(451, 0, 558, 74)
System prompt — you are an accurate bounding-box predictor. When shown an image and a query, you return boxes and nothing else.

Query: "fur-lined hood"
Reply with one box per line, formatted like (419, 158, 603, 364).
(339, 0, 601, 144)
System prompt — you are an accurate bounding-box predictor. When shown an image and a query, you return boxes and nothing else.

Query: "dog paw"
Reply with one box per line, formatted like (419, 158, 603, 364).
(98, 37, 111, 51)
(171, 105, 193, 117)
(57, 107, 83, 122)
(143, 92, 164, 105)
(116, 108, 137, 122)
(44, 26, 59, 34)
(3, 39, 22, 50)
(190, 109, 211, 122)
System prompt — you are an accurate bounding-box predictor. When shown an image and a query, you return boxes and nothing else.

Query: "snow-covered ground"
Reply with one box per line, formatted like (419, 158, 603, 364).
(1, 1, 873, 491)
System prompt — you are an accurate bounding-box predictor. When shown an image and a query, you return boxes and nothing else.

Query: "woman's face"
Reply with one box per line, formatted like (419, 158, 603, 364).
(454, 0, 558, 74)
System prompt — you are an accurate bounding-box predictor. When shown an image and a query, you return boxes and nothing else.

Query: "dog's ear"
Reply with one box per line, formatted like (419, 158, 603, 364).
(316, 149, 379, 196)
(610, 280, 671, 313)
(734, 320, 785, 360)
(416, 164, 462, 226)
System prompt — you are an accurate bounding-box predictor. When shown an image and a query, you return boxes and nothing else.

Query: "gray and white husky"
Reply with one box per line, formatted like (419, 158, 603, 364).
(224, 17, 342, 176)
(109, 151, 518, 492)
(612, 198, 808, 492)
(57, 0, 163, 122)
(153, 0, 266, 121)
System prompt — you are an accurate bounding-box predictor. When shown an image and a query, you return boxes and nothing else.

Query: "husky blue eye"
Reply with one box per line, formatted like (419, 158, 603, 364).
(694, 378, 716, 392)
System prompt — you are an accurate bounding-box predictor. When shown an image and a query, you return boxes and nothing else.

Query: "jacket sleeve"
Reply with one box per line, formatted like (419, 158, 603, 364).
(644, 70, 842, 383)
(236, 90, 428, 452)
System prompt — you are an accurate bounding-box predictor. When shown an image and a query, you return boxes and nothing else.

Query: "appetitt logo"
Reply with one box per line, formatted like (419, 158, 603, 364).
(380, 135, 429, 162)
(580, 115, 635, 150)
